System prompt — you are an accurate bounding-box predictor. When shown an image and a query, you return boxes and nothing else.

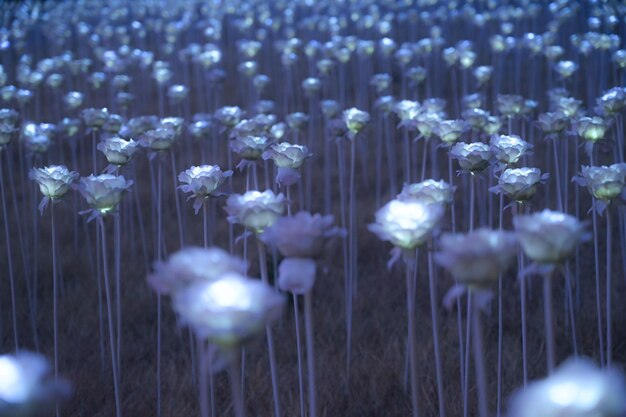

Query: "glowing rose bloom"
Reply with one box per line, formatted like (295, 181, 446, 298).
(575, 164, 626, 201)
(483, 115, 503, 135)
(554, 97, 582, 118)
(398, 179, 455, 205)
(29, 165, 78, 199)
(497, 94, 525, 118)
(343, 107, 370, 136)
(23, 134, 51, 154)
(63, 91, 83, 109)
(596, 87, 626, 116)
(462, 108, 489, 130)
(394, 100, 421, 123)
(435, 228, 517, 288)
(172, 272, 284, 347)
(434, 119, 467, 145)
(78, 174, 133, 215)
(370, 73, 392, 94)
(554, 60, 578, 78)
(286, 112, 309, 131)
(508, 357, 626, 417)
(214, 106, 244, 128)
(178, 165, 232, 213)
(473, 65, 493, 86)
(491, 167, 547, 202)
(225, 189, 285, 233)
(375, 96, 395, 115)
(576, 116, 611, 143)
(167, 84, 188, 103)
(140, 126, 178, 151)
(260, 211, 343, 258)
(406, 66, 427, 86)
(537, 112, 568, 135)
(278, 258, 317, 294)
(301, 77, 321, 96)
(230, 135, 273, 160)
(0, 351, 71, 417)
(262, 142, 311, 169)
(513, 210, 588, 265)
(320, 100, 340, 119)
(490, 134, 532, 165)
(415, 112, 442, 139)
(450, 142, 493, 173)
(97, 137, 139, 166)
(81, 107, 109, 129)
(368, 198, 444, 249)
(148, 246, 247, 295)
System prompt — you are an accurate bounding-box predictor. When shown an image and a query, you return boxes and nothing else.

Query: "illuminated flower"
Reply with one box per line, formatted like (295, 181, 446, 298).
(97, 137, 139, 166)
(81, 107, 109, 129)
(78, 174, 133, 216)
(513, 210, 588, 265)
(537, 112, 568, 135)
(278, 258, 317, 295)
(574, 164, 626, 202)
(490, 167, 547, 202)
(172, 273, 284, 347)
(434, 120, 467, 145)
(576, 116, 611, 143)
(450, 142, 493, 173)
(148, 246, 247, 295)
(398, 179, 455, 205)
(178, 165, 232, 213)
(435, 228, 517, 288)
(140, 126, 178, 151)
(343, 107, 370, 137)
(262, 142, 311, 169)
(230, 135, 273, 160)
(369, 198, 444, 249)
(29, 165, 78, 199)
(261, 211, 344, 258)
(508, 357, 626, 417)
(214, 106, 244, 128)
(225, 189, 285, 233)
(497, 94, 525, 118)
(490, 134, 532, 165)
(0, 351, 71, 417)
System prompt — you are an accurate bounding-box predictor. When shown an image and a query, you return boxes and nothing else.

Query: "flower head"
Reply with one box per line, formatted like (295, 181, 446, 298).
(398, 179, 455, 205)
(436, 228, 517, 288)
(140, 126, 179, 151)
(575, 164, 626, 202)
(178, 165, 232, 213)
(172, 273, 284, 347)
(230, 135, 273, 160)
(0, 351, 71, 417)
(97, 137, 139, 166)
(508, 357, 626, 417)
(490, 135, 532, 165)
(148, 246, 247, 295)
(450, 142, 493, 173)
(343, 107, 370, 136)
(369, 198, 444, 249)
(225, 189, 285, 233)
(434, 119, 467, 145)
(78, 174, 133, 216)
(513, 210, 588, 265)
(576, 116, 611, 143)
(261, 211, 344, 258)
(491, 167, 546, 202)
(262, 142, 311, 169)
(278, 258, 317, 295)
(29, 165, 78, 199)
(81, 107, 109, 129)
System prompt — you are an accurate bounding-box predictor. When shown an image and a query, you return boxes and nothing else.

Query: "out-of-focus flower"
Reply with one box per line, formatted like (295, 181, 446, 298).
(97, 137, 139, 167)
(507, 357, 626, 417)
(320, 100, 340, 119)
(63, 91, 83, 109)
(398, 179, 455, 205)
(596, 87, 626, 116)
(434, 119, 467, 145)
(490, 134, 532, 165)
(473, 65, 493, 86)
(178, 165, 232, 213)
(513, 210, 588, 265)
(370, 73, 392, 94)
(29, 165, 78, 200)
(0, 351, 71, 417)
(214, 106, 244, 128)
(490, 167, 547, 202)
(225, 189, 285, 233)
(278, 258, 317, 294)
(343, 107, 370, 137)
(497, 94, 525, 118)
(148, 246, 247, 295)
(369, 198, 444, 249)
(450, 142, 493, 173)
(81, 107, 109, 129)
(436, 228, 517, 288)
(140, 126, 178, 151)
(261, 211, 344, 258)
(78, 174, 133, 216)
(537, 112, 568, 136)
(172, 272, 284, 347)
(555, 60, 578, 78)
(286, 112, 309, 132)
(167, 84, 188, 104)
(574, 163, 626, 205)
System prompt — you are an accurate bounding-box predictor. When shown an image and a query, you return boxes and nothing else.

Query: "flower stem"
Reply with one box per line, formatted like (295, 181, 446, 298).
(0, 154, 18, 351)
(256, 238, 281, 417)
(229, 350, 246, 417)
(304, 291, 317, 417)
(606, 206, 613, 366)
(115, 212, 122, 379)
(543, 272, 555, 374)
(157, 160, 163, 417)
(51, 203, 59, 404)
(471, 291, 488, 417)
(198, 339, 209, 417)
(591, 203, 606, 365)
(293, 295, 306, 417)
(99, 217, 123, 417)
(428, 245, 446, 417)
(403, 249, 421, 417)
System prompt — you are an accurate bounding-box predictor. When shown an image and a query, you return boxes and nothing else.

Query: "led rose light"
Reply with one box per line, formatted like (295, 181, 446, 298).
(0, 351, 71, 417)
(77, 174, 133, 217)
(178, 165, 232, 214)
(508, 358, 626, 417)
(343, 107, 370, 138)
(397, 179, 456, 206)
(29, 165, 78, 201)
(97, 137, 140, 168)
(450, 142, 493, 174)
(490, 135, 532, 166)
(490, 167, 547, 203)
(225, 189, 285, 234)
